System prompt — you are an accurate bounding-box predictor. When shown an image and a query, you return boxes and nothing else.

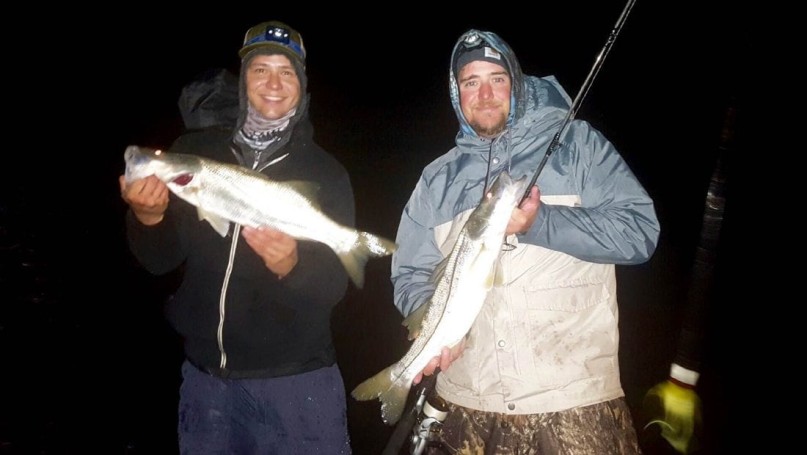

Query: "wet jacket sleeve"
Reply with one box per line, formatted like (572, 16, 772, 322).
(390, 177, 443, 317)
(521, 120, 660, 264)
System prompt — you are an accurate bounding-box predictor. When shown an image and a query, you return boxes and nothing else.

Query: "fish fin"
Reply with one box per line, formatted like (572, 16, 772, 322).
(379, 381, 412, 426)
(283, 180, 320, 205)
(350, 365, 411, 426)
(463, 331, 475, 350)
(429, 254, 449, 283)
(476, 245, 505, 288)
(198, 208, 230, 237)
(338, 232, 398, 288)
(402, 302, 429, 340)
(351, 365, 395, 401)
(492, 257, 505, 286)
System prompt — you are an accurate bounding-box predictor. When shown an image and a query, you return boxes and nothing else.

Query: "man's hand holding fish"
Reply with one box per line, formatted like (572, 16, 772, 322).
(118, 174, 168, 226)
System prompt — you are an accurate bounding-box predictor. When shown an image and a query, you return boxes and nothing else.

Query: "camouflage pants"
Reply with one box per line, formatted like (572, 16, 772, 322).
(424, 397, 641, 455)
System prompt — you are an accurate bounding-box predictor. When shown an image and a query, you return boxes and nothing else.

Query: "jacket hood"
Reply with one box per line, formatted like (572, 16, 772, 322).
(450, 29, 526, 138)
(178, 68, 239, 131)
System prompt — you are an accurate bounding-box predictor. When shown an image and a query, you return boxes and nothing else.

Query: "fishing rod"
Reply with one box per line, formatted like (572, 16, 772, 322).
(521, 0, 638, 204)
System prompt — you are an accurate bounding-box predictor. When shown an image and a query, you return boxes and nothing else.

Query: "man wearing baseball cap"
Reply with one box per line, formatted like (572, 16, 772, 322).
(390, 28, 658, 453)
(121, 20, 354, 453)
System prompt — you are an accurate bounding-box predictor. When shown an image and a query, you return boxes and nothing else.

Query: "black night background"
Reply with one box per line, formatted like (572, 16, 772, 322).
(1, 3, 749, 454)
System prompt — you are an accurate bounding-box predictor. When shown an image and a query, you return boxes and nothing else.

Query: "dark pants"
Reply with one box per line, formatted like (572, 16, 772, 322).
(178, 360, 352, 454)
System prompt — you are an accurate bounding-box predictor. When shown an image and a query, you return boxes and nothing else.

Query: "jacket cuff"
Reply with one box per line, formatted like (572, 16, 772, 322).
(670, 362, 699, 387)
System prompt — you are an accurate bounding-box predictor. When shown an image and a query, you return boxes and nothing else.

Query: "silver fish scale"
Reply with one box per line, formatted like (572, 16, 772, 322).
(196, 161, 354, 245)
(395, 225, 495, 384)
(387, 171, 525, 387)
(125, 148, 353, 248)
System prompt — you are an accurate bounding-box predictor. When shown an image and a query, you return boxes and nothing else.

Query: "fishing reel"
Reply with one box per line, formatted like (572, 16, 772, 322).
(410, 393, 449, 455)
(382, 375, 452, 455)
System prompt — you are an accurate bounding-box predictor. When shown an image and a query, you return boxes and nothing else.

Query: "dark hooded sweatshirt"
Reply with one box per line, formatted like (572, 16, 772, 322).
(125, 67, 353, 379)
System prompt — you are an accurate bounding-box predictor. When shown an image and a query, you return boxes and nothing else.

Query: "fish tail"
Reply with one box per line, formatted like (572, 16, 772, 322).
(339, 232, 398, 288)
(350, 365, 411, 426)
(351, 365, 395, 401)
(359, 231, 398, 258)
(338, 252, 367, 289)
(379, 380, 411, 425)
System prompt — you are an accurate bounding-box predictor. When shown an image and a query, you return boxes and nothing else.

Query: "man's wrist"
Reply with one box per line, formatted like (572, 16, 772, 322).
(136, 213, 165, 226)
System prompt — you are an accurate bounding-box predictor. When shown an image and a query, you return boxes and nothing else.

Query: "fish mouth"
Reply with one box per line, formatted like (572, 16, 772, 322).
(124, 145, 139, 161)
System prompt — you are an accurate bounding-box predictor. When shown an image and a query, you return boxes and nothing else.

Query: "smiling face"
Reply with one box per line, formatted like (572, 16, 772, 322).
(458, 60, 511, 138)
(245, 53, 301, 120)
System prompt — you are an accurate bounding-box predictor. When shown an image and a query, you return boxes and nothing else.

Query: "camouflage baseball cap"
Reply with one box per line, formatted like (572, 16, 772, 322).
(238, 21, 306, 66)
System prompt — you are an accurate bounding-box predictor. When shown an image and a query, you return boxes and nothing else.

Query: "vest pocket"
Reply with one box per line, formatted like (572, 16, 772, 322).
(521, 278, 609, 312)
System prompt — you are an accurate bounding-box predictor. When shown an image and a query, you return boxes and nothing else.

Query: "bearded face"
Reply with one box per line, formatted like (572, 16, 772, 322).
(458, 60, 511, 138)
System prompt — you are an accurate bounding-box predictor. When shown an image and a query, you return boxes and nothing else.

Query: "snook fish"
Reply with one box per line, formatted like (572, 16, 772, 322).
(123, 145, 397, 288)
(351, 170, 528, 424)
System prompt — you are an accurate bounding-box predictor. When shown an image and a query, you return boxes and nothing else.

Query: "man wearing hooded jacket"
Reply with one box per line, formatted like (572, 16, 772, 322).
(391, 29, 660, 453)
(120, 21, 353, 454)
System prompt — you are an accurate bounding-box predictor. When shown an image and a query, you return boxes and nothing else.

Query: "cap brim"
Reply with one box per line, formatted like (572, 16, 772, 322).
(240, 43, 302, 61)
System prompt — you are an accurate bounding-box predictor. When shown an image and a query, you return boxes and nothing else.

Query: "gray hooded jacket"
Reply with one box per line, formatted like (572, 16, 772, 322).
(391, 29, 660, 414)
